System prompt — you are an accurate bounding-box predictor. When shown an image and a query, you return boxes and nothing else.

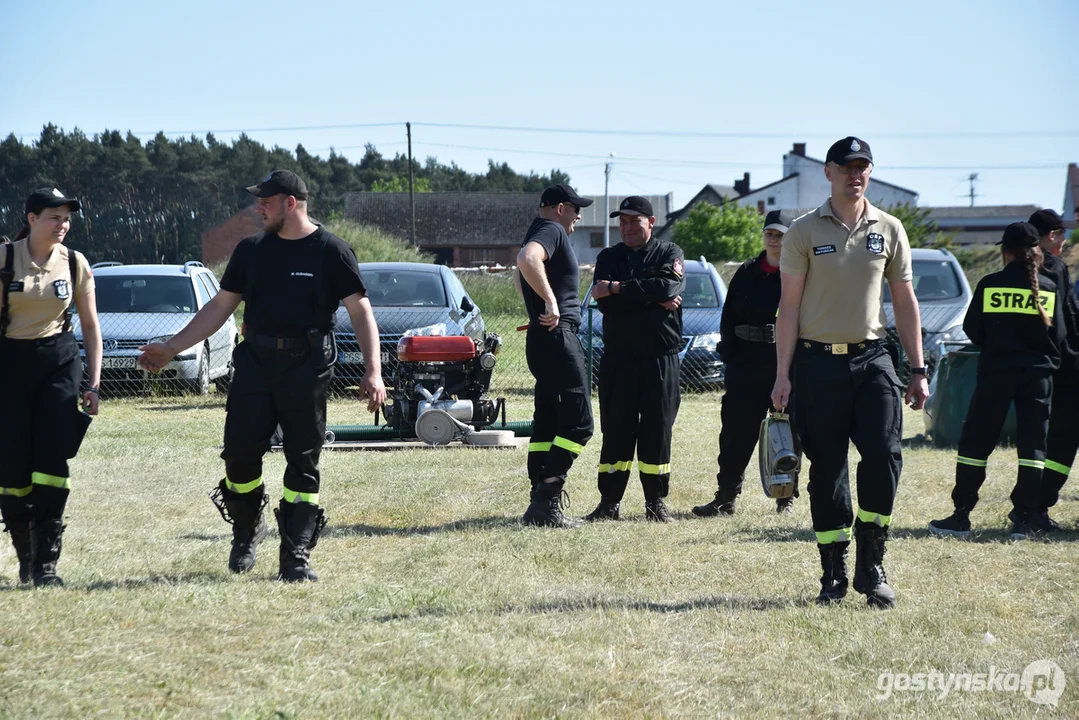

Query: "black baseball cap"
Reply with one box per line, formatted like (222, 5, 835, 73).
(997, 221, 1040, 248)
(763, 209, 795, 234)
(540, 183, 593, 208)
(610, 196, 654, 218)
(25, 187, 81, 215)
(825, 136, 873, 166)
(1028, 209, 1070, 236)
(246, 170, 309, 200)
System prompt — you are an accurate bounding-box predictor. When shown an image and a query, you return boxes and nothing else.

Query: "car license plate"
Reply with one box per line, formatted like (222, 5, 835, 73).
(340, 351, 390, 364)
(101, 357, 138, 369)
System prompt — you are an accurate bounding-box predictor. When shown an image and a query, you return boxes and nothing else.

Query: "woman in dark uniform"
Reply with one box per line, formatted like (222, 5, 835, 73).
(928, 222, 1064, 539)
(693, 209, 797, 517)
(0, 188, 102, 586)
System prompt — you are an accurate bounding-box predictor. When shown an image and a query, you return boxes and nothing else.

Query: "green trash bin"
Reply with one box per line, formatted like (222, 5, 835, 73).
(923, 344, 1017, 448)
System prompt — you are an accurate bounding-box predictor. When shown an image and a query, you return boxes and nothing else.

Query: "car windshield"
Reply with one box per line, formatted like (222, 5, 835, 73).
(882, 260, 963, 302)
(682, 274, 720, 308)
(360, 270, 446, 307)
(92, 276, 197, 313)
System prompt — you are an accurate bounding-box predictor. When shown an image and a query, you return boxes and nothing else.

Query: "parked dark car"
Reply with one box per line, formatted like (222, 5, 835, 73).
(332, 262, 484, 386)
(580, 257, 727, 390)
(882, 247, 973, 381)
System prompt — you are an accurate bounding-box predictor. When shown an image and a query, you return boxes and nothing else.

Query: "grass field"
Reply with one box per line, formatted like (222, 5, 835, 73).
(1, 394, 1076, 718)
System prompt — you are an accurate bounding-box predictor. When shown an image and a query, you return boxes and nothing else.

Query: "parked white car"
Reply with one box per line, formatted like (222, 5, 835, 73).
(73, 262, 238, 394)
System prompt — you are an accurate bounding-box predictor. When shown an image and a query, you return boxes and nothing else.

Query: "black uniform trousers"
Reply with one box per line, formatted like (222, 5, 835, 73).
(1042, 368, 1079, 510)
(792, 342, 903, 543)
(715, 359, 779, 502)
(221, 340, 331, 505)
(526, 325, 594, 482)
(0, 334, 84, 522)
(596, 352, 680, 502)
(952, 366, 1052, 517)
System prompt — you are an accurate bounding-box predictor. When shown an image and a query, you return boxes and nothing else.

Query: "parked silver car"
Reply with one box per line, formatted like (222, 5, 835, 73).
(73, 262, 238, 394)
(883, 247, 973, 380)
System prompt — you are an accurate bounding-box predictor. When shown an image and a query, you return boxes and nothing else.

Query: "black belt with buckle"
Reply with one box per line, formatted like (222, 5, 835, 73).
(734, 324, 776, 343)
(798, 338, 884, 356)
(249, 332, 330, 351)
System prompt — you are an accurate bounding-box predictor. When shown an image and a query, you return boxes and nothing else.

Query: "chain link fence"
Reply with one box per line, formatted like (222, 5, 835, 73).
(79, 264, 729, 425)
(79, 260, 974, 429)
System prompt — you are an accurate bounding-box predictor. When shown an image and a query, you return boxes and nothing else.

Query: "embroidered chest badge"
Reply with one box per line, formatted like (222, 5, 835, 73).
(53, 279, 70, 299)
(866, 233, 885, 254)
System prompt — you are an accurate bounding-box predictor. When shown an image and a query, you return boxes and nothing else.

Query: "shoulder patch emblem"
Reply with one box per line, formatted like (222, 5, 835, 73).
(866, 233, 885, 254)
(672, 257, 684, 277)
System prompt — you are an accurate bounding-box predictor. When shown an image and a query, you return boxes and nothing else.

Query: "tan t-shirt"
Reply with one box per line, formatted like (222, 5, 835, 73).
(780, 199, 912, 343)
(3, 239, 95, 340)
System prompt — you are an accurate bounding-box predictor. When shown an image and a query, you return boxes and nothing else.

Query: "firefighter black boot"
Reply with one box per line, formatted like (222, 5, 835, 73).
(692, 490, 735, 517)
(275, 500, 327, 583)
(642, 478, 674, 523)
(583, 497, 620, 522)
(522, 479, 579, 528)
(816, 541, 849, 605)
(31, 485, 69, 588)
(0, 496, 34, 584)
(209, 480, 268, 574)
(853, 520, 896, 608)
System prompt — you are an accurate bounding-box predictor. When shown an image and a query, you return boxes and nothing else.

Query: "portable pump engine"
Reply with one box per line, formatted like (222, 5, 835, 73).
(382, 333, 506, 445)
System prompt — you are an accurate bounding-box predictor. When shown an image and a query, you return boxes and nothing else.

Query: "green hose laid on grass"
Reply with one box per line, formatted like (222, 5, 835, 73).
(326, 420, 533, 442)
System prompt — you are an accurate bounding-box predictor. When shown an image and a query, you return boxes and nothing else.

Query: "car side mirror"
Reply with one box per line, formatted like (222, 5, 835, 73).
(460, 297, 474, 313)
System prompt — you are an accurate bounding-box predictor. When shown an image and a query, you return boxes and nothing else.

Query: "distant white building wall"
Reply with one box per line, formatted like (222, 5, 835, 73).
(782, 152, 918, 209)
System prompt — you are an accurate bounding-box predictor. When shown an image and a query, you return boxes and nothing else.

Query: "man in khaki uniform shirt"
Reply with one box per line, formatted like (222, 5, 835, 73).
(771, 136, 928, 609)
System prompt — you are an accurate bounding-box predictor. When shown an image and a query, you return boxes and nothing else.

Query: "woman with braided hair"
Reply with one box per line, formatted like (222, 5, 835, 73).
(929, 222, 1065, 539)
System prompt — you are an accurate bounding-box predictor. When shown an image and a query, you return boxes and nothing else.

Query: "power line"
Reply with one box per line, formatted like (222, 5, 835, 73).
(411, 121, 1079, 140)
(14, 120, 1079, 141)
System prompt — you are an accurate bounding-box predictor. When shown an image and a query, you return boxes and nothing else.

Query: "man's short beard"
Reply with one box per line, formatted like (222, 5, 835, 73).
(263, 215, 285, 234)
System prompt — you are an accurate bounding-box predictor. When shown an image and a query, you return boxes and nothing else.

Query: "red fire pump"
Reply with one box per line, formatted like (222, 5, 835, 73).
(382, 332, 506, 445)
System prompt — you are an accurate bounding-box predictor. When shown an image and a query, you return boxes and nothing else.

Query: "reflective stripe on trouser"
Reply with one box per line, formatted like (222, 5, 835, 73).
(226, 476, 264, 494)
(283, 487, 319, 506)
(221, 341, 331, 505)
(816, 526, 852, 545)
(792, 345, 902, 538)
(526, 326, 593, 482)
(856, 508, 891, 527)
(0, 334, 84, 497)
(951, 366, 1051, 515)
(716, 361, 777, 502)
(596, 352, 679, 503)
(1043, 369, 1079, 509)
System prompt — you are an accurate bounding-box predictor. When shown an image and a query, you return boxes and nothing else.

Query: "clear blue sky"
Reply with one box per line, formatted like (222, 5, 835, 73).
(3, 0, 1076, 212)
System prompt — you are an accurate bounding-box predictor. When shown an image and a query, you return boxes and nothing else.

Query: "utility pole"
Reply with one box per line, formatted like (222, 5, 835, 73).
(967, 173, 978, 208)
(407, 121, 416, 245)
(603, 153, 615, 248)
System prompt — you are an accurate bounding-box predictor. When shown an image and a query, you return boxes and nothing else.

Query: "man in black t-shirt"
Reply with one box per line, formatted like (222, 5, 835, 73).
(139, 170, 386, 582)
(515, 183, 595, 528)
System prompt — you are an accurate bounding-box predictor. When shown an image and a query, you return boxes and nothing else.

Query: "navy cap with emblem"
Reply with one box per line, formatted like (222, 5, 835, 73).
(539, 183, 593, 208)
(25, 187, 81, 215)
(825, 136, 873, 166)
(610, 196, 654, 218)
(997, 221, 1040, 248)
(245, 169, 309, 200)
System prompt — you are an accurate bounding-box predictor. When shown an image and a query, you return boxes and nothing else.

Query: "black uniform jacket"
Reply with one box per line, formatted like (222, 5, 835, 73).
(964, 261, 1065, 372)
(593, 239, 686, 357)
(1041, 252, 1079, 373)
(718, 251, 780, 371)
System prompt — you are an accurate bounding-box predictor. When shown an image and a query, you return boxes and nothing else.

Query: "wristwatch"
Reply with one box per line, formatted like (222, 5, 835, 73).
(87, 386, 100, 394)
(910, 367, 928, 376)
